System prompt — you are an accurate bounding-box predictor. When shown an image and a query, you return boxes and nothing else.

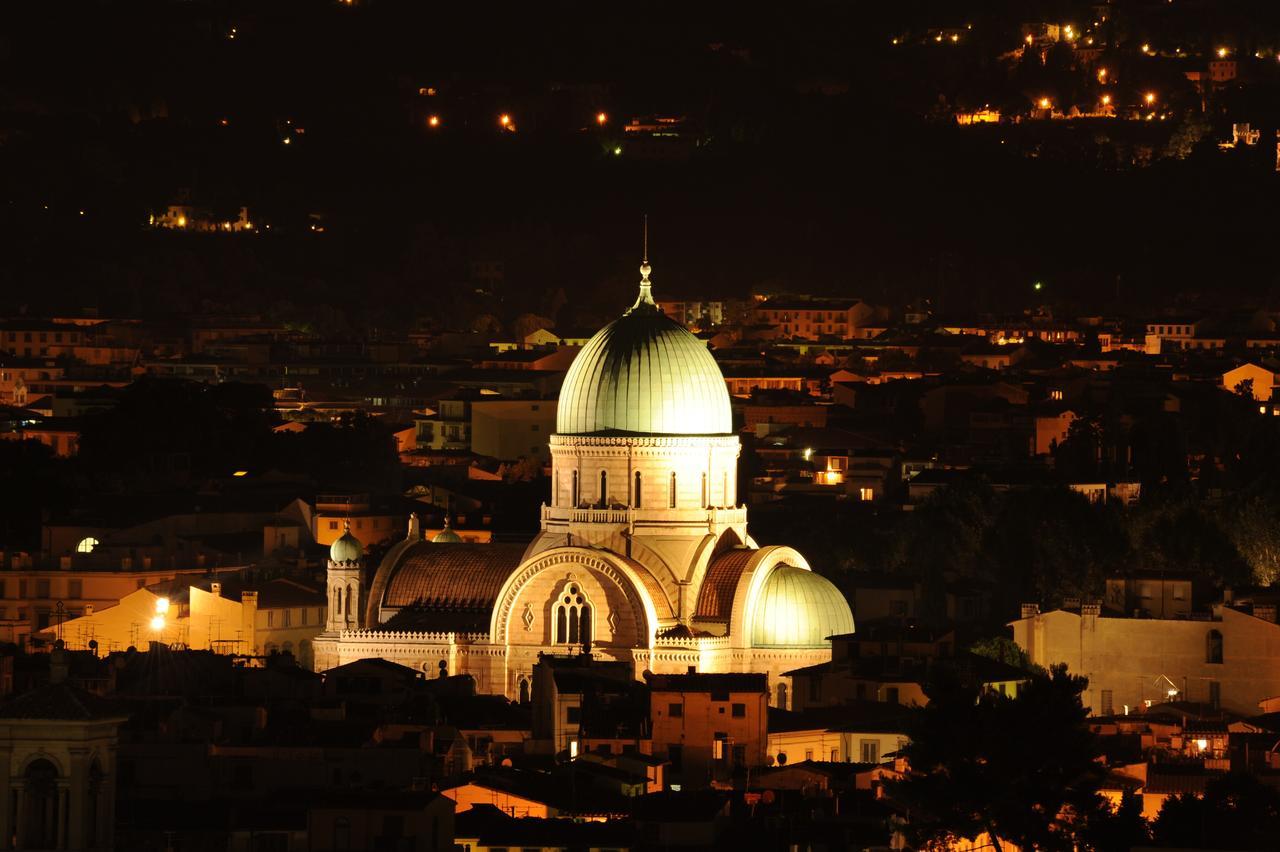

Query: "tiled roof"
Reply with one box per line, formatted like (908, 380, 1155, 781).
(645, 672, 767, 694)
(0, 682, 126, 721)
(382, 543, 526, 611)
(695, 548, 755, 620)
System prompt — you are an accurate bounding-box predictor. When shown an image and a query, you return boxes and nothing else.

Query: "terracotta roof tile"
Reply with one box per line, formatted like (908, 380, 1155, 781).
(695, 548, 755, 620)
(382, 543, 526, 611)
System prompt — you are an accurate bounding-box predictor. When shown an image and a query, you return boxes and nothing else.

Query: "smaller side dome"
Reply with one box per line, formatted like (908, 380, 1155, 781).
(750, 565, 854, 648)
(432, 517, 463, 544)
(330, 524, 364, 564)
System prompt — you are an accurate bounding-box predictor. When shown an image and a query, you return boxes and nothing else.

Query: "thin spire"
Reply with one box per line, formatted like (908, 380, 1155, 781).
(630, 215, 656, 312)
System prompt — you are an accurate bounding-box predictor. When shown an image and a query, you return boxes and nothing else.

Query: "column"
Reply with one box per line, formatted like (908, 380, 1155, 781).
(55, 785, 67, 850)
(12, 786, 24, 851)
(0, 747, 11, 850)
(66, 749, 88, 851)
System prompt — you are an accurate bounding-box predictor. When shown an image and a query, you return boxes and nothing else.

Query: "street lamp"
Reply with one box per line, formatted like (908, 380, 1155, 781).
(427, 114, 440, 128)
(595, 112, 608, 125)
(1144, 92, 1156, 106)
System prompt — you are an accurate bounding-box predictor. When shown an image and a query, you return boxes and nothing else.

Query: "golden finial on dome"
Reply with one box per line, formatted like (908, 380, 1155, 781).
(633, 215, 655, 310)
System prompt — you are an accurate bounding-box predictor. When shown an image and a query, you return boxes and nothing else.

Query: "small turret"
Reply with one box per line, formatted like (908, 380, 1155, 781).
(329, 520, 364, 564)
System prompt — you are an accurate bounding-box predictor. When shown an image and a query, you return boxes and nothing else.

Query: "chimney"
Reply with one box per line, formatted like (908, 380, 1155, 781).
(240, 591, 259, 654)
(1021, 603, 1041, 619)
(407, 512, 421, 541)
(84, 604, 94, 616)
(211, 581, 222, 597)
(49, 644, 69, 685)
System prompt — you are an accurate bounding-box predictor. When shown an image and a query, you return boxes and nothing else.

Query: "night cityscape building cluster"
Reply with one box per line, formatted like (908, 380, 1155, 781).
(8, 1, 1280, 850)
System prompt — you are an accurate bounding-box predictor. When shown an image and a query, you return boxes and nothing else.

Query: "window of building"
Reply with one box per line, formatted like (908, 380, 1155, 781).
(701, 472, 708, 508)
(830, 748, 839, 762)
(572, 470, 580, 506)
(731, 703, 745, 718)
(775, 683, 787, 708)
(634, 471, 642, 508)
(599, 471, 608, 507)
(668, 702, 683, 718)
(1206, 629, 1223, 664)
(711, 690, 729, 702)
(282, 609, 292, 627)
(75, 537, 99, 554)
(68, 580, 82, 599)
(566, 706, 581, 724)
(267, 611, 275, 628)
(885, 686, 900, 704)
(328, 520, 338, 531)
(669, 472, 677, 508)
(859, 487, 874, 502)
(1100, 689, 1113, 715)
(35, 579, 50, 599)
(860, 740, 880, 763)
(553, 583, 592, 646)
(804, 749, 814, 761)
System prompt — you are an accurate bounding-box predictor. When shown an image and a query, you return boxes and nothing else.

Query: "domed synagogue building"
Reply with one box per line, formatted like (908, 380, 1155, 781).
(312, 256, 853, 707)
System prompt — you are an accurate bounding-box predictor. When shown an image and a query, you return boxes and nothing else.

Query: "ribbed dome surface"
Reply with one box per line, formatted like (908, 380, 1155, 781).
(329, 530, 363, 564)
(557, 301, 731, 436)
(750, 565, 854, 648)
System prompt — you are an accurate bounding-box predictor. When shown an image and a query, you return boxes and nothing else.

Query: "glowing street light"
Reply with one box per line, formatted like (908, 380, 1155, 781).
(595, 111, 608, 125)
(1024, 34, 1034, 45)
(1141, 43, 1150, 54)
(1038, 97, 1051, 110)
(950, 33, 959, 43)
(1217, 47, 1228, 59)
(499, 113, 513, 130)
(1101, 94, 1112, 106)
(1097, 67, 1108, 81)
(1144, 91, 1157, 106)
(150, 615, 165, 632)
(1033, 281, 1044, 291)
(427, 114, 440, 128)
(155, 597, 170, 615)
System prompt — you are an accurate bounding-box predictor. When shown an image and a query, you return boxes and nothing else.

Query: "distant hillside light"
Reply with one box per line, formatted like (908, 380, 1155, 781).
(1101, 94, 1112, 106)
(499, 113, 512, 128)
(427, 114, 440, 128)
(1145, 91, 1157, 105)
(596, 111, 608, 125)
(1217, 47, 1228, 58)
(1141, 43, 1150, 54)
(1034, 281, 1044, 291)
(1038, 97, 1051, 109)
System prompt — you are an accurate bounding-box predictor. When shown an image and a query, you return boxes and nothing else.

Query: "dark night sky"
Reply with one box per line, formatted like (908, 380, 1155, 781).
(4, 0, 1280, 326)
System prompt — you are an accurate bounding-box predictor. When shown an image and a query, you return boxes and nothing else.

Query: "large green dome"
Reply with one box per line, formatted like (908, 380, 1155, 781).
(750, 565, 854, 648)
(556, 262, 732, 436)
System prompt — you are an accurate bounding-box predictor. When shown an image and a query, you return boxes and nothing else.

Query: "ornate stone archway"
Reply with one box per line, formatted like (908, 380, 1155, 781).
(489, 546, 659, 648)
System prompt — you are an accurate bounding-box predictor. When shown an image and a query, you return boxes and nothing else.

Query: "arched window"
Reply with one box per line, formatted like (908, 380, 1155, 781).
(334, 587, 342, 615)
(669, 472, 677, 508)
(76, 536, 99, 554)
(344, 587, 352, 623)
(518, 677, 530, 704)
(1207, 629, 1224, 664)
(599, 471, 608, 507)
(776, 682, 788, 709)
(22, 759, 60, 850)
(572, 470, 580, 506)
(723, 470, 729, 506)
(634, 471, 642, 508)
(701, 472, 708, 508)
(554, 582, 593, 647)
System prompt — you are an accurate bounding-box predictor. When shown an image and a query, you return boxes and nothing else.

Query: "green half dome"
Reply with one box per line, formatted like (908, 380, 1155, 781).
(556, 263, 732, 436)
(750, 565, 854, 648)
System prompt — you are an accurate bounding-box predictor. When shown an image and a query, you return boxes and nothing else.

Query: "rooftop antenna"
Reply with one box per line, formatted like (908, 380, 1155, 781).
(643, 214, 648, 263)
